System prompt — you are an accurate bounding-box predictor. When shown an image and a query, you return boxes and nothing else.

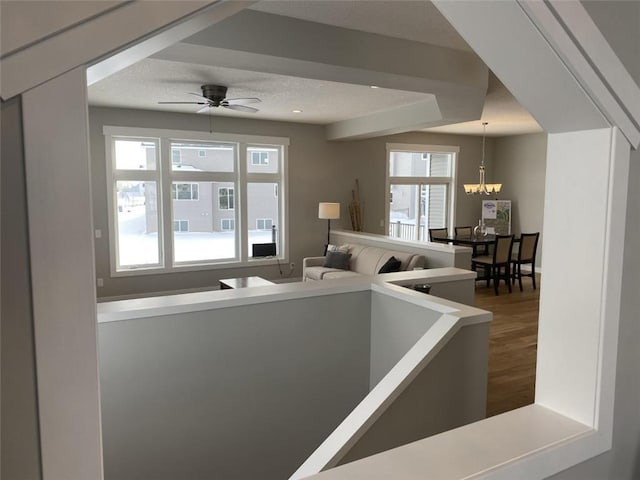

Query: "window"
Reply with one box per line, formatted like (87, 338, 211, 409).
(173, 220, 189, 232)
(105, 127, 288, 273)
(256, 218, 273, 230)
(251, 151, 269, 165)
(221, 218, 235, 231)
(171, 149, 181, 165)
(387, 144, 457, 241)
(218, 187, 234, 210)
(110, 139, 161, 269)
(172, 183, 199, 200)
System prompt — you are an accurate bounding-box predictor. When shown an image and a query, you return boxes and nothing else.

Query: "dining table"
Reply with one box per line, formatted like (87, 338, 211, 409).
(432, 233, 520, 257)
(433, 233, 520, 246)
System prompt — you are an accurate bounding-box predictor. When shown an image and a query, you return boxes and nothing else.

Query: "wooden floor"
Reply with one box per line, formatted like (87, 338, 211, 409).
(474, 275, 540, 417)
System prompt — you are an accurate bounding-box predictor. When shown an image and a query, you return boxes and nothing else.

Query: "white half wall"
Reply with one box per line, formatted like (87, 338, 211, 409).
(98, 292, 372, 480)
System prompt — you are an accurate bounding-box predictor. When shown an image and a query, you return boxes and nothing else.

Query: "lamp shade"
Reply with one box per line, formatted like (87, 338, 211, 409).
(318, 202, 340, 220)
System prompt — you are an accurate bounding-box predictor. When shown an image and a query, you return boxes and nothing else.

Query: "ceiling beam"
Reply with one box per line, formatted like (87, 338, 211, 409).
(153, 10, 488, 139)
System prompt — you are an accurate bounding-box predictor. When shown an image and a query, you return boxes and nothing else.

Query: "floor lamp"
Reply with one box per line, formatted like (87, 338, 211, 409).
(318, 202, 340, 255)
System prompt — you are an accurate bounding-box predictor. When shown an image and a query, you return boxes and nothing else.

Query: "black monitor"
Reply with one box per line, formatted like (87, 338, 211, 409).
(252, 242, 277, 258)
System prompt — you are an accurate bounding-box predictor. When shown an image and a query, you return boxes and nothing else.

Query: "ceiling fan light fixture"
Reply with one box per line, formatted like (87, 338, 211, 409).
(158, 84, 260, 114)
(464, 122, 503, 196)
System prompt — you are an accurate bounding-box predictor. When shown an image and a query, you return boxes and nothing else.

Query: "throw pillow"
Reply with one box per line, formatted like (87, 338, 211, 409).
(327, 243, 350, 254)
(323, 251, 352, 270)
(378, 256, 402, 273)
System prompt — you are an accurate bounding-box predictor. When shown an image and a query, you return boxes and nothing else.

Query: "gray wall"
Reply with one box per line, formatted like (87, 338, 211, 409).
(90, 107, 490, 299)
(90, 107, 351, 297)
(98, 292, 371, 480)
(339, 322, 490, 466)
(0, 98, 42, 480)
(494, 133, 547, 268)
(369, 291, 443, 387)
(548, 1, 640, 478)
(337, 131, 496, 235)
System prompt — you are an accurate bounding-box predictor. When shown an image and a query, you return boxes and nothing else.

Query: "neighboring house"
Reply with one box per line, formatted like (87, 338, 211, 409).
(137, 143, 280, 234)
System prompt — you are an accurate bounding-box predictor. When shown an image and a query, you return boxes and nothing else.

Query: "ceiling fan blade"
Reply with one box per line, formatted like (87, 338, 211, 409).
(158, 101, 207, 105)
(196, 105, 212, 114)
(224, 104, 259, 113)
(189, 92, 211, 102)
(225, 97, 261, 105)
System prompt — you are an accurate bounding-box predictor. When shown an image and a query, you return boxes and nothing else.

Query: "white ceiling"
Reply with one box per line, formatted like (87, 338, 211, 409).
(87, 1, 542, 137)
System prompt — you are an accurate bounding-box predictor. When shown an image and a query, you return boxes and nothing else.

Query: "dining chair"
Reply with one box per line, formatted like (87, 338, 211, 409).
(454, 226, 473, 236)
(511, 232, 540, 291)
(472, 234, 515, 295)
(455, 225, 480, 255)
(429, 228, 449, 243)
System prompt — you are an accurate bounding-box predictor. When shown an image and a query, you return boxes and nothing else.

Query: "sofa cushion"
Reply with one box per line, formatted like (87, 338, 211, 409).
(323, 251, 352, 269)
(375, 250, 416, 272)
(349, 247, 388, 275)
(305, 266, 349, 280)
(378, 256, 402, 273)
(322, 270, 362, 280)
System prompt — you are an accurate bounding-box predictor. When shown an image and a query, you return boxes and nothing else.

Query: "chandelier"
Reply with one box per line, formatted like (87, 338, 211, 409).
(464, 122, 502, 195)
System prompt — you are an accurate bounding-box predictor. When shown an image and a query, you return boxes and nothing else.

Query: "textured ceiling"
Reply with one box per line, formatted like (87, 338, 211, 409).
(87, 1, 542, 136)
(88, 58, 434, 124)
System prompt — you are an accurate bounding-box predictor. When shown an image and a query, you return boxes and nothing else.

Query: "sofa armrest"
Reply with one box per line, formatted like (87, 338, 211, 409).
(303, 256, 326, 268)
(303, 256, 326, 280)
(406, 255, 426, 270)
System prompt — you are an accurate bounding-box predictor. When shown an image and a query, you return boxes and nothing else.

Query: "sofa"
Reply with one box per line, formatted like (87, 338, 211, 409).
(303, 243, 425, 281)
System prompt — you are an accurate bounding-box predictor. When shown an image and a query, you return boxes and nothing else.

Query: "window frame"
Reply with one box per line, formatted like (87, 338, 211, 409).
(256, 218, 273, 230)
(173, 219, 189, 232)
(172, 182, 199, 201)
(107, 136, 164, 272)
(250, 150, 269, 166)
(171, 148, 182, 165)
(386, 143, 458, 241)
(218, 186, 235, 210)
(104, 126, 290, 276)
(221, 218, 235, 231)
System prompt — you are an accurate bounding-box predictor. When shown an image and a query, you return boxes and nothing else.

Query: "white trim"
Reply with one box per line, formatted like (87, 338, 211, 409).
(103, 127, 289, 275)
(103, 125, 290, 146)
(2, 2, 252, 100)
(385, 143, 458, 239)
(23, 67, 104, 480)
(520, 1, 640, 148)
(386, 143, 460, 154)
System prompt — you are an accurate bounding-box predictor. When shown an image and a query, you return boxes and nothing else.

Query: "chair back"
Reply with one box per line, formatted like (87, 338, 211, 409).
(517, 232, 539, 263)
(493, 234, 514, 265)
(429, 228, 448, 242)
(455, 226, 472, 236)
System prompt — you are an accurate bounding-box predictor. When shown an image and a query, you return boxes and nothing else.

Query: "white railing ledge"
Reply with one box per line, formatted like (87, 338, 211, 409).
(96, 268, 476, 323)
(96, 278, 370, 323)
(332, 229, 472, 253)
(299, 404, 598, 480)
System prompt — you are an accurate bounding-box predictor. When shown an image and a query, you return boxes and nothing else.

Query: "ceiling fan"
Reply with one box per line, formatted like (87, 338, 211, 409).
(158, 84, 260, 113)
